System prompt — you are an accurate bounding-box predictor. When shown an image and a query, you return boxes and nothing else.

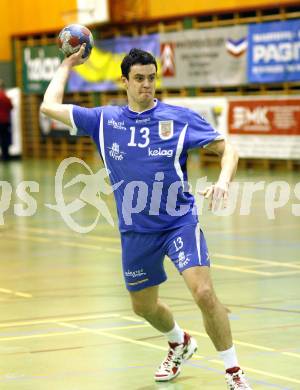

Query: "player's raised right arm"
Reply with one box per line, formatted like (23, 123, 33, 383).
(40, 45, 86, 126)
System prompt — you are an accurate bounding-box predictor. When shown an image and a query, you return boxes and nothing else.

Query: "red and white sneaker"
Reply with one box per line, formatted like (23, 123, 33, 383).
(225, 367, 252, 389)
(154, 332, 198, 382)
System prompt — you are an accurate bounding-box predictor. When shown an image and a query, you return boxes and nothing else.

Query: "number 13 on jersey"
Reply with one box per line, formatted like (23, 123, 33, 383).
(128, 126, 150, 148)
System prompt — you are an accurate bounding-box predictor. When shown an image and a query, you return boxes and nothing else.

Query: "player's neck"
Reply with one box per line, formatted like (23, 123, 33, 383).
(128, 99, 155, 114)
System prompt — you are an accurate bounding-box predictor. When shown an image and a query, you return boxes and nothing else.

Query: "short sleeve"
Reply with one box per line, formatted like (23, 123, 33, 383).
(186, 110, 224, 150)
(69, 105, 101, 138)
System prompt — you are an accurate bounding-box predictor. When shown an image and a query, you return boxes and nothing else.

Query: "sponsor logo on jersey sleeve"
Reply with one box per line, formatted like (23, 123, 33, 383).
(159, 120, 174, 140)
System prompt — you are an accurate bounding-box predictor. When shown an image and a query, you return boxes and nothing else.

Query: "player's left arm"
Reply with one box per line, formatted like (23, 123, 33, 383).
(200, 139, 239, 211)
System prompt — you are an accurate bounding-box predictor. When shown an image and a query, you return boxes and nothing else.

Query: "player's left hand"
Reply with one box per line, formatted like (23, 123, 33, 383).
(199, 180, 229, 211)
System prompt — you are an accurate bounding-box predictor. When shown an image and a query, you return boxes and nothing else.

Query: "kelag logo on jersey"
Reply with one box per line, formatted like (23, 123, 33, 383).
(148, 147, 173, 158)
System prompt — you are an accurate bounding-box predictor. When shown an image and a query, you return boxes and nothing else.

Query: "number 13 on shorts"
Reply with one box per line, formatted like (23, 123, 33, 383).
(173, 237, 183, 252)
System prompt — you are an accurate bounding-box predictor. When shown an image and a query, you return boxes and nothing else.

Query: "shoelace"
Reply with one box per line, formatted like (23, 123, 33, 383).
(232, 373, 248, 389)
(161, 347, 183, 371)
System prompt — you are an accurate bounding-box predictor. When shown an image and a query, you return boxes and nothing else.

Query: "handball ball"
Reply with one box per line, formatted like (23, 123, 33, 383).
(58, 24, 94, 59)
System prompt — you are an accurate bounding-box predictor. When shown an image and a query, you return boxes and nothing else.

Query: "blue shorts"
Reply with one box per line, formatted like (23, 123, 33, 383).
(121, 223, 210, 291)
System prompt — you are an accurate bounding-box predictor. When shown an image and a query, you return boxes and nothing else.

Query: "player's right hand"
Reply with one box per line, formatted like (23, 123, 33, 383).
(63, 44, 87, 67)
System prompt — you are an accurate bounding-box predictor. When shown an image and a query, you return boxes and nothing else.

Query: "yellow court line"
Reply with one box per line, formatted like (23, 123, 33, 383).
(0, 288, 32, 298)
(237, 364, 300, 385)
(242, 263, 300, 271)
(19, 227, 78, 237)
(0, 330, 86, 342)
(2, 232, 117, 254)
(0, 288, 11, 294)
(242, 264, 274, 269)
(60, 241, 120, 253)
(213, 253, 300, 270)
(60, 241, 102, 250)
(0, 313, 120, 329)
(269, 270, 300, 276)
(117, 318, 300, 360)
(84, 235, 120, 243)
(214, 264, 300, 277)
(2, 317, 300, 361)
(186, 328, 300, 360)
(6, 227, 120, 245)
(14, 292, 32, 298)
(23, 227, 120, 243)
(121, 316, 144, 323)
(57, 321, 203, 356)
(207, 357, 300, 385)
(58, 322, 149, 332)
(1, 316, 299, 383)
(57, 321, 300, 385)
(0, 233, 51, 243)
(283, 352, 300, 358)
(6, 225, 300, 244)
(212, 264, 272, 276)
(105, 247, 121, 253)
(0, 325, 150, 342)
(209, 223, 300, 235)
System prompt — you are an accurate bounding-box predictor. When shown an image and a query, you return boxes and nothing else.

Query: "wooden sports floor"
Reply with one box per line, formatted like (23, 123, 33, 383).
(0, 159, 299, 390)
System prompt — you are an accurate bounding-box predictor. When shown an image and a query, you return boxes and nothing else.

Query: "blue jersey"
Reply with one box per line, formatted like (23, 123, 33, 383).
(70, 100, 223, 232)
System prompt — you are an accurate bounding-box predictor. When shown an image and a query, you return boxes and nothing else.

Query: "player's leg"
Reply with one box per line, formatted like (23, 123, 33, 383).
(167, 224, 233, 350)
(182, 266, 252, 389)
(121, 230, 176, 333)
(121, 230, 197, 382)
(129, 284, 174, 332)
(167, 224, 252, 389)
(182, 265, 232, 351)
(129, 284, 197, 382)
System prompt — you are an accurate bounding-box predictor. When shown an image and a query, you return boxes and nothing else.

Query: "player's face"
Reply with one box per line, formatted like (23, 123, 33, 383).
(123, 64, 156, 110)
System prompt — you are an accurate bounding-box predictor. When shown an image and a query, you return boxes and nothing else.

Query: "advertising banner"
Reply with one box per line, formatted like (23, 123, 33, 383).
(228, 96, 300, 159)
(160, 25, 248, 88)
(248, 19, 300, 83)
(22, 46, 63, 94)
(163, 97, 228, 136)
(68, 34, 160, 92)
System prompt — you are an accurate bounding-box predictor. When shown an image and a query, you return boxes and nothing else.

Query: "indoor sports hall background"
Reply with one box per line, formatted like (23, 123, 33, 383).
(0, 1, 300, 389)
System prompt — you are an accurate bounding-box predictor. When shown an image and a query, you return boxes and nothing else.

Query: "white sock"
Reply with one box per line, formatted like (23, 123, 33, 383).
(164, 322, 184, 344)
(219, 345, 239, 370)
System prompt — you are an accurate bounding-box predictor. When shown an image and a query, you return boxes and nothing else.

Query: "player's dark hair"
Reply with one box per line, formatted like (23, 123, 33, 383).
(121, 48, 157, 79)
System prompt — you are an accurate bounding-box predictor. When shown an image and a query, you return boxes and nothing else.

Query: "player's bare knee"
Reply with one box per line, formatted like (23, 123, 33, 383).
(132, 301, 157, 319)
(192, 284, 216, 312)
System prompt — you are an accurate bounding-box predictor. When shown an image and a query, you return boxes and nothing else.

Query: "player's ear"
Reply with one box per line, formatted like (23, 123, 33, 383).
(121, 76, 128, 89)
